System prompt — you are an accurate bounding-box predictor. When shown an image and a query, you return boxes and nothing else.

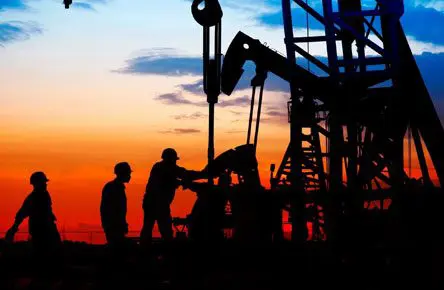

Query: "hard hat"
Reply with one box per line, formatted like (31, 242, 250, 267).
(161, 148, 180, 161)
(30, 172, 49, 185)
(114, 162, 132, 175)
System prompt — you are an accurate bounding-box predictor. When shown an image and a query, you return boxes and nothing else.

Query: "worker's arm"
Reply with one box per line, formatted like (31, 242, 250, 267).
(5, 195, 31, 242)
(178, 166, 207, 181)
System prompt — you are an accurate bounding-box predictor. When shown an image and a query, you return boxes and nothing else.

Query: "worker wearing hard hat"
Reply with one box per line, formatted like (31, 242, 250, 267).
(100, 162, 132, 250)
(5, 171, 61, 252)
(140, 148, 203, 245)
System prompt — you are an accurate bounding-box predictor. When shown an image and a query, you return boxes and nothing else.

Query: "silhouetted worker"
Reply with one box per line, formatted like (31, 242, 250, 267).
(5, 171, 61, 252)
(100, 162, 132, 250)
(5, 171, 62, 287)
(140, 148, 202, 245)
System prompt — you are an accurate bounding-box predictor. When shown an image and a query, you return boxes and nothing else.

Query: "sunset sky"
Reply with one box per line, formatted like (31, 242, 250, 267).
(1, 0, 444, 238)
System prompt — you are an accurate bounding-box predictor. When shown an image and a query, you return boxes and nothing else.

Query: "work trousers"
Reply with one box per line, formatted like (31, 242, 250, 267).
(140, 203, 173, 244)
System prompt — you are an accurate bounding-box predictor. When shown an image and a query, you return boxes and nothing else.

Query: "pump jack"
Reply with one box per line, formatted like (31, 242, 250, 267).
(192, 0, 444, 244)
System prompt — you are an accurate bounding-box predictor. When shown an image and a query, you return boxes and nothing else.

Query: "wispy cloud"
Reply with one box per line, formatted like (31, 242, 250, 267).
(155, 92, 252, 108)
(178, 73, 290, 95)
(219, 95, 251, 107)
(225, 130, 246, 134)
(265, 109, 287, 118)
(0, 0, 28, 11)
(230, 110, 245, 116)
(72, 2, 96, 11)
(227, 105, 289, 126)
(117, 48, 201, 76)
(71, 0, 110, 11)
(410, 0, 444, 11)
(172, 112, 206, 120)
(155, 92, 203, 106)
(0, 21, 41, 46)
(158, 128, 201, 134)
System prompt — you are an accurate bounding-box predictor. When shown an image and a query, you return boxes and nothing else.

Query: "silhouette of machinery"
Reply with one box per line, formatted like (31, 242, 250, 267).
(62, 0, 444, 245)
(192, 0, 444, 244)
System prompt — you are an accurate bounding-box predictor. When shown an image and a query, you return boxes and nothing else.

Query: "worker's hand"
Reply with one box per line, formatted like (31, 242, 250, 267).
(180, 177, 191, 190)
(174, 178, 182, 189)
(5, 225, 18, 243)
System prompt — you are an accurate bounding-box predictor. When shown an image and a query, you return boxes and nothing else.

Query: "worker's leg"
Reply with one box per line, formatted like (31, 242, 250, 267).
(157, 205, 174, 242)
(140, 207, 156, 246)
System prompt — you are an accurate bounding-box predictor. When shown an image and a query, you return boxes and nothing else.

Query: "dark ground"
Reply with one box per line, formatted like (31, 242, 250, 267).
(1, 238, 444, 290)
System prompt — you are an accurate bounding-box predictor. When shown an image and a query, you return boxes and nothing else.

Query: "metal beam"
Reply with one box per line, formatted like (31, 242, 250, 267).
(334, 18, 385, 55)
(292, 36, 342, 43)
(291, 43, 331, 74)
(363, 18, 384, 41)
(332, 9, 382, 18)
(293, 0, 341, 35)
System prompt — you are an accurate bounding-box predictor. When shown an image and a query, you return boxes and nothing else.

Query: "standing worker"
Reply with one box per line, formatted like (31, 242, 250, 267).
(100, 162, 132, 251)
(140, 148, 203, 245)
(6, 171, 61, 251)
(5, 171, 62, 284)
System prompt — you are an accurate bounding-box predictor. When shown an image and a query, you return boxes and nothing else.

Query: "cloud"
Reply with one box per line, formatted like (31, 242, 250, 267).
(401, 5, 444, 45)
(86, 0, 110, 3)
(71, 0, 110, 11)
(117, 48, 202, 76)
(158, 128, 201, 134)
(415, 52, 444, 100)
(218, 95, 251, 107)
(408, 0, 444, 11)
(225, 105, 289, 127)
(71, 2, 96, 11)
(176, 51, 444, 99)
(119, 49, 301, 93)
(225, 130, 246, 134)
(255, 1, 444, 47)
(255, 4, 324, 31)
(0, 21, 41, 46)
(154, 91, 252, 108)
(172, 112, 206, 120)
(265, 110, 287, 118)
(230, 110, 245, 116)
(178, 66, 291, 95)
(177, 58, 325, 95)
(0, 0, 28, 11)
(178, 79, 204, 94)
(155, 92, 204, 106)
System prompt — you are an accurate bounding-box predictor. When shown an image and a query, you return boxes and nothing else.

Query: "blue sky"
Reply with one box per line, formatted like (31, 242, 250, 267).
(1, 0, 444, 125)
